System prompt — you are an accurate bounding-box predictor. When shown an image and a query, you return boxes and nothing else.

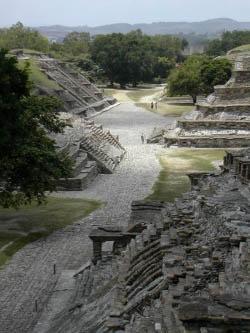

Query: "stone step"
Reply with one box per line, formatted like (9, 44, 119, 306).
(57, 162, 98, 191)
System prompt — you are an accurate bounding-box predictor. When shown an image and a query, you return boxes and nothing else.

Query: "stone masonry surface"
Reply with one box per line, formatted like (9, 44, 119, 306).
(0, 102, 172, 333)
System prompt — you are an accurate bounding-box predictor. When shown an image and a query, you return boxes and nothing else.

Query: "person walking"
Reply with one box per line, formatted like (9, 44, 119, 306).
(141, 133, 145, 144)
(151, 101, 154, 109)
(155, 101, 158, 110)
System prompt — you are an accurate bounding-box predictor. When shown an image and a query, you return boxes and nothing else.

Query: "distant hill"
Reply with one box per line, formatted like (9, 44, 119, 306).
(36, 18, 250, 42)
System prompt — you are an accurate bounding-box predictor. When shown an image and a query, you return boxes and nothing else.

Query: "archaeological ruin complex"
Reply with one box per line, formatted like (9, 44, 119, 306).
(15, 50, 125, 190)
(33, 147, 250, 332)
(149, 53, 250, 148)
(4, 50, 250, 333)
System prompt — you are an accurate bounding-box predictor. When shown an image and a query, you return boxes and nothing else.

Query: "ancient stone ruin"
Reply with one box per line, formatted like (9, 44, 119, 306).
(16, 50, 116, 117)
(38, 56, 116, 117)
(15, 50, 125, 190)
(150, 54, 250, 148)
(34, 148, 250, 332)
(53, 116, 126, 190)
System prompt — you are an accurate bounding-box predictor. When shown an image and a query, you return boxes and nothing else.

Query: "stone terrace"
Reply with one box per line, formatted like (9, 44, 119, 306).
(154, 54, 250, 148)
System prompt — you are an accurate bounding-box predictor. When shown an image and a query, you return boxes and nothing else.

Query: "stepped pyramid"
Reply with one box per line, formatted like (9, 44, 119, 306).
(38, 55, 116, 117)
(164, 54, 250, 147)
(15, 50, 124, 190)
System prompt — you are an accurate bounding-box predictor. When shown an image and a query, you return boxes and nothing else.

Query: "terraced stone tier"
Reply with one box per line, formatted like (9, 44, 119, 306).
(214, 85, 250, 100)
(164, 135, 250, 148)
(177, 119, 250, 130)
(38, 56, 116, 116)
(155, 53, 250, 147)
(196, 102, 250, 114)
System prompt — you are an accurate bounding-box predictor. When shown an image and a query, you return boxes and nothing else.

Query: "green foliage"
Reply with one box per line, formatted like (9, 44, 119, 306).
(0, 197, 101, 267)
(168, 55, 232, 103)
(50, 32, 91, 58)
(154, 57, 175, 79)
(18, 58, 60, 90)
(91, 30, 186, 87)
(63, 32, 90, 55)
(205, 31, 250, 56)
(0, 49, 72, 208)
(0, 22, 49, 52)
(200, 58, 232, 94)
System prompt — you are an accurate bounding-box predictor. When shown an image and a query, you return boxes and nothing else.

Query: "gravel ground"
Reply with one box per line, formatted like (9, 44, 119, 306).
(0, 102, 173, 333)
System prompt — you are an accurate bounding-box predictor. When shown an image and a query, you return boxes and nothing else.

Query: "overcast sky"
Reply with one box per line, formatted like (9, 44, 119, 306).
(1, 0, 250, 27)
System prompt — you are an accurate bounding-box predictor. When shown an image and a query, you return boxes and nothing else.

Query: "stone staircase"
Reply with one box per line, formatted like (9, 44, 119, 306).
(38, 57, 116, 117)
(57, 146, 98, 191)
(162, 54, 250, 148)
(81, 136, 117, 174)
(88, 123, 126, 152)
(80, 123, 126, 174)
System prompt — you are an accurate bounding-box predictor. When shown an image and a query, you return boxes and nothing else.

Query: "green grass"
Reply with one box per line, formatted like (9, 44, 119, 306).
(228, 44, 250, 55)
(136, 102, 193, 117)
(127, 88, 160, 102)
(18, 58, 60, 90)
(104, 89, 117, 97)
(0, 197, 101, 268)
(147, 149, 225, 202)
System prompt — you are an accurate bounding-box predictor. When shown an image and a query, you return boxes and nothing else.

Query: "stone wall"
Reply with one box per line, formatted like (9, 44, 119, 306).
(34, 148, 250, 332)
(164, 135, 250, 148)
(178, 119, 250, 130)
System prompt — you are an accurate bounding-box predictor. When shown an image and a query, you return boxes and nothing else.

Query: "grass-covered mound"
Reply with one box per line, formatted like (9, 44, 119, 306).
(227, 44, 250, 55)
(0, 197, 101, 268)
(18, 56, 60, 90)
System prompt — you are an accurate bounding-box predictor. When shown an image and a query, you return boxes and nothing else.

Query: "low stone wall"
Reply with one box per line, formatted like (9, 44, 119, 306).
(196, 103, 250, 114)
(178, 119, 250, 130)
(164, 135, 250, 148)
(234, 70, 250, 84)
(214, 85, 250, 100)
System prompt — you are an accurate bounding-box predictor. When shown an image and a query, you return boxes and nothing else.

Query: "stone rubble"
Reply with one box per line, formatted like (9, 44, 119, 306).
(35, 148, 250, 332)
(149, 54, 250, 148)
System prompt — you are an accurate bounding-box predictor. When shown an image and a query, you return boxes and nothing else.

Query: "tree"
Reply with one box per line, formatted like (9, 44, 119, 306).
(154, 57, 175, 79)
(62, 32, 90, 56)
(167, 55, 232, 104)
(0, 22, 49, 52)
(91, 30, 185, 87)
(91, 33, 124, 86)
(205, 31, 250, 56)
(125, 30, 154, 87)
(200, 58, 232, 94)
(0, 50, 72, 208)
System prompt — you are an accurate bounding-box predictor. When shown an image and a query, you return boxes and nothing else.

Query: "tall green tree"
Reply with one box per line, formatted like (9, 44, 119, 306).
(62, 32, 90, 56)
(0, 50, 72, 208)
(91, 30, 186, 87)
(168, 55, 232, 104)
(205, 31, 250, 56)
(0, 22, 49, 52)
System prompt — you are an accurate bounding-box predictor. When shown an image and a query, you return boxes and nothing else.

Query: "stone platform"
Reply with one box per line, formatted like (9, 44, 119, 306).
(149, 54, 250, 148)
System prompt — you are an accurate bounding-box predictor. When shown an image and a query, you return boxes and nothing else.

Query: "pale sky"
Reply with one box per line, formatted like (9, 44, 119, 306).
(1, 0, 250, 27)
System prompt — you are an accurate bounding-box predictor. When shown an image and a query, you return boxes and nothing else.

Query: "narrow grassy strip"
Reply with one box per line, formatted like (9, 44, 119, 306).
(147, 149, 225, 202)
(0, 197, 101, 268)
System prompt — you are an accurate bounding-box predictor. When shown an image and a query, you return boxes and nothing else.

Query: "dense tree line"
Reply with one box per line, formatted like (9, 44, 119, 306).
(205, 31, 250, 57)
(1, 23, 187, 86)
(91, 30, 187, 87)
(168, 55, 232, 104)
(0, 50, 72, 208)
(55, 30, 187, 87)
(0, 22, 49, 52)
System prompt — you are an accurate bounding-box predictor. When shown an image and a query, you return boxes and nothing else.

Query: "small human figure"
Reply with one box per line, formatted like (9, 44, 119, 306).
(155, 101, 158, 110)
(151, 101, 154, 109)
(141, 133, 145, 144)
